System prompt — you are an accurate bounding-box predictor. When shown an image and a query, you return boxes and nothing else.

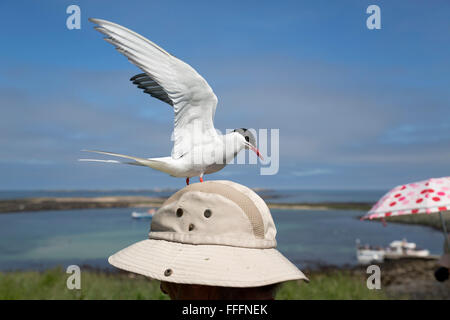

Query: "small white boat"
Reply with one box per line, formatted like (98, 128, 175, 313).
(384, 239, 430, 259)
(356, 238, 430, 264)
(356, 240, 385, 265)
(131, 208, 155, 219)
(357, 249, 385, 265)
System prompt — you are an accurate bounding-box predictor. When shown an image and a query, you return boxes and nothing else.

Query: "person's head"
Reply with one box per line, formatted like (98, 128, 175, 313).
(108, 180, 308, 299)
(160, 281, 280, 300)
(434, 267, 449, 282)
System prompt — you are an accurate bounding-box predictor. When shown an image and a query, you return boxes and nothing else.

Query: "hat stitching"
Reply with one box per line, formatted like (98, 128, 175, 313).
(148, 231, 276, 248)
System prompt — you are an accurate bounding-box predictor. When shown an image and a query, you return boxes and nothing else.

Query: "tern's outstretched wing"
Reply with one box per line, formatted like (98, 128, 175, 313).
(89, 18, 219, 159)
(130, 73, 173, 106)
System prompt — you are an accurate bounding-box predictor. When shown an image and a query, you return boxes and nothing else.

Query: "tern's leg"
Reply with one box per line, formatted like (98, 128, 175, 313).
(186, 177, 190, 185)
(199, 174, 204, 183)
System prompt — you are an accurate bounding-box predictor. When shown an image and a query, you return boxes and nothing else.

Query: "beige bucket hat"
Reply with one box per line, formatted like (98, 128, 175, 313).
(108, 180, 308, 287)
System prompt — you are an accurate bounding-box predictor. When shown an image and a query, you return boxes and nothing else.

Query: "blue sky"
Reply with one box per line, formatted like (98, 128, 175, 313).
(0, 0, 449, 190)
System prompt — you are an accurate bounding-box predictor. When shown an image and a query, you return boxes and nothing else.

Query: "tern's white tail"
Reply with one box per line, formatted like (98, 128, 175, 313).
(79, 150, 175, 175)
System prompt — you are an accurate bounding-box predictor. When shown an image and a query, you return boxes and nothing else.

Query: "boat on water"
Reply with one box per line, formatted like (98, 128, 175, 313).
(131, 208, 156, 219)
(356, 240, 385, 265)
(384, 240, 430, 259)
(356, 239, 430, 265)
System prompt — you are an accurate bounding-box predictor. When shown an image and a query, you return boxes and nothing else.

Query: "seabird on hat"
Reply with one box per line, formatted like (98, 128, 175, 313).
(108, 180, 308, 288)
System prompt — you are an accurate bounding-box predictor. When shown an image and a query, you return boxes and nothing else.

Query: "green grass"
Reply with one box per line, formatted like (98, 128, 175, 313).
(0, 267, 389, 300)
(276, 271, 387, 300)
(0, 267, 168, 300)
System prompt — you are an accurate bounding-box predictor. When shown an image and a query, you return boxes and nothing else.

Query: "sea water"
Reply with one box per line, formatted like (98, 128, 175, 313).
(0, 204, 444, 271)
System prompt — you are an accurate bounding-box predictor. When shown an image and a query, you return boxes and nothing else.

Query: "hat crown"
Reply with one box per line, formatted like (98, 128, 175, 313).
(149, 181, 277, 249)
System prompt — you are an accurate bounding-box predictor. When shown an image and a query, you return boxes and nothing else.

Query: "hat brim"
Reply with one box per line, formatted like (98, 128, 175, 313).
(108, 239, 308, 287)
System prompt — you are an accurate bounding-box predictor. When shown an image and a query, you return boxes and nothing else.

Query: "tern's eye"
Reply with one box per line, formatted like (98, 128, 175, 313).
(245, 136, 249, 142)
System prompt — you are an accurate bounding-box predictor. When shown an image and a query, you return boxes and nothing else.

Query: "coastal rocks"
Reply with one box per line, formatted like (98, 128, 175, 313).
(373, 259, 450, 299)
(0, 196, 165, 213)
(0, 197, 373, 214)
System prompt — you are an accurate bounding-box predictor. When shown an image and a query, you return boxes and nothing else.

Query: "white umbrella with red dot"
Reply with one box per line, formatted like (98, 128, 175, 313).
(361, 177, 450, 248)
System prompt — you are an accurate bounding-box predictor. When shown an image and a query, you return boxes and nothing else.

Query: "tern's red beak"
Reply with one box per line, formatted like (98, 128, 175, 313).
(250, 145, 264, 161)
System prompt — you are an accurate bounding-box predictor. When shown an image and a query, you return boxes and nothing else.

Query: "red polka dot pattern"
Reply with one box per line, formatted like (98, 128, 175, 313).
(362, 177, 450, 220)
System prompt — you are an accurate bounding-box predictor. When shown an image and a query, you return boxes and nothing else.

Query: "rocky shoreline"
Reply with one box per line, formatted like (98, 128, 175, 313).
(0, 196, 372, 214)
(2, 196, 447, 233)
(280, 257, 449, 299)
(0, 196, 166, 213)
(346, 258, 450, 299)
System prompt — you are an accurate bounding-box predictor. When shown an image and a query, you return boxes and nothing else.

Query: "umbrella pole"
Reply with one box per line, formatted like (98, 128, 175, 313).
(438, 211, 449, 249)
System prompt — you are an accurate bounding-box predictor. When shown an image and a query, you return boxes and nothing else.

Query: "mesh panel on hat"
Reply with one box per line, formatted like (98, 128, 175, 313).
(163, 181, 265, 239)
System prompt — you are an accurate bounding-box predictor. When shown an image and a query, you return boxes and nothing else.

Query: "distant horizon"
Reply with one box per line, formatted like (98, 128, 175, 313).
(0, 186, 388, 192)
